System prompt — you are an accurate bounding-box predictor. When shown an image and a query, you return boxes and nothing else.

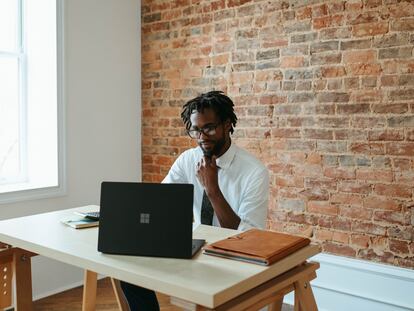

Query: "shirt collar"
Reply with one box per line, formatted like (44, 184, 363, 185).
(215, 141, 236, 169)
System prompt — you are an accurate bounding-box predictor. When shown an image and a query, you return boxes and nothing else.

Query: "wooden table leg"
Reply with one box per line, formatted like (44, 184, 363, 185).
(0, 249, 14, 310)
(82, 270, 97, 311)
(170, 296, 202, 310)
(268, 296, 284, 311)
(294, 278, 318, 311)
(171, 263, 319, 311)
(111, 278, 130, 311)
(13, 249, 34, 311)
(294, 293, 301, 311)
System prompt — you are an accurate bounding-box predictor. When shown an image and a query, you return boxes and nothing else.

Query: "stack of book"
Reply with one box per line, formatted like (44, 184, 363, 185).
(203, 229, 311, 266)
(61, 216, 99, 229)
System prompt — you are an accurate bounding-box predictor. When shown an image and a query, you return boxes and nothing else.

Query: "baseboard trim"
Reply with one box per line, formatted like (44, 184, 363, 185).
(311, 282, 409, 310)
(284, 253, 414, 311)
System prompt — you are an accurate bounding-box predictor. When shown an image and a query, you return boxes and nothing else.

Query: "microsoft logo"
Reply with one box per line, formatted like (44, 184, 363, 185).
(140, 213, 150, 224)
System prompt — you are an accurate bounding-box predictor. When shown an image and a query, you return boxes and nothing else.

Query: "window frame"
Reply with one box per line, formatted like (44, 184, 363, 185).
(0, 0, 26, 185)
(0, 0, 66, 204)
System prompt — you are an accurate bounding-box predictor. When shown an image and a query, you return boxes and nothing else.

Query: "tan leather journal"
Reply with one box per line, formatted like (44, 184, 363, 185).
(203, 229, 310, 265)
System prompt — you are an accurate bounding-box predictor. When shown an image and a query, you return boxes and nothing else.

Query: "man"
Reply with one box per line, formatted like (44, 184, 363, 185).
(120, 91, 269, 310)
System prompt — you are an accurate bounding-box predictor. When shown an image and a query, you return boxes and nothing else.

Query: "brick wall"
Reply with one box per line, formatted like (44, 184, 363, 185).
(141, 0, 414, 268)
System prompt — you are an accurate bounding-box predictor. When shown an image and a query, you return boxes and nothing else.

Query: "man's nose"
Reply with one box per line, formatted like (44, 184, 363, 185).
(198, 131, 209, 139)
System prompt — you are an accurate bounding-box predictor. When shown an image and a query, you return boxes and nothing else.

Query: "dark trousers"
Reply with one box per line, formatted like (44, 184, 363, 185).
(120, 281, 160, 311)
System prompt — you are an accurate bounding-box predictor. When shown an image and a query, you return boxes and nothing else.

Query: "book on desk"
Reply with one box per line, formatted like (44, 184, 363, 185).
(203, 229, 311, 265)
(61, 217, 99, 229)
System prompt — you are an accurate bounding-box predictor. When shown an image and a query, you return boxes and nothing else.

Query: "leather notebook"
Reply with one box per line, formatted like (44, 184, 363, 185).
(203, 229, 310, 266)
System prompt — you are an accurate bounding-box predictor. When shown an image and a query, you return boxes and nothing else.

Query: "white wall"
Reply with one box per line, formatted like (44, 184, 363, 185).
(0, 0, 141, 299)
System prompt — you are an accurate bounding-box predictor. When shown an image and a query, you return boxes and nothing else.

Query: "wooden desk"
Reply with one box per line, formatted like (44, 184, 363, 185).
(0, 206, 320, 310)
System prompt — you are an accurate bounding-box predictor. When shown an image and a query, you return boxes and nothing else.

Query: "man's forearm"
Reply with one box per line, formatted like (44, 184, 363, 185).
(207, 189, 240, 229)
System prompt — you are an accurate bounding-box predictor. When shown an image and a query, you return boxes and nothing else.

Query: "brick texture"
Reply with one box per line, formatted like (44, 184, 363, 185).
(141, 0, 414, 268)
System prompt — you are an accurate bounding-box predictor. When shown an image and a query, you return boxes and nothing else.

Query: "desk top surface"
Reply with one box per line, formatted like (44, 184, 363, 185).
(0, 205, 320, 308)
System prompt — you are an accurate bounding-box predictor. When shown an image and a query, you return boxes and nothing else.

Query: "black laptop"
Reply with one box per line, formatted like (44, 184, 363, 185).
(98, 182, 205, 259)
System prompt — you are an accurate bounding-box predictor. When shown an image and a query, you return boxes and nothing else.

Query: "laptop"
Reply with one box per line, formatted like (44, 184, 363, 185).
(98, 181, 205, 259)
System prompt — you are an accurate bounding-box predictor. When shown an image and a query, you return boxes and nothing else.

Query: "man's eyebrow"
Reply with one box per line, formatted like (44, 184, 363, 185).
(191, 122, 216, 129)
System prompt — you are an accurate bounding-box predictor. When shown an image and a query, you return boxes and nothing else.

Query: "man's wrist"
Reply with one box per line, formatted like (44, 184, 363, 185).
(205, 186, 221, 198)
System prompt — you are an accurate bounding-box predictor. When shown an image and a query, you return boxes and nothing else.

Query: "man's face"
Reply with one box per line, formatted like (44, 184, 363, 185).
(189, 108, 230, 157)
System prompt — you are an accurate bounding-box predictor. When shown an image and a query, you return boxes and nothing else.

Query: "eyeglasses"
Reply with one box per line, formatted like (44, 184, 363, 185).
(187, 123, 221, 139)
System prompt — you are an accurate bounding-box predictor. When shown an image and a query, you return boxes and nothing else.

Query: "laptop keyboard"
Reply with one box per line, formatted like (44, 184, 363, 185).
(82, 211, 100, 220)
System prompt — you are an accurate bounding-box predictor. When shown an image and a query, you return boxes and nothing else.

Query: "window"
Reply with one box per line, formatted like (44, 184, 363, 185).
(0, 0, 65, 203)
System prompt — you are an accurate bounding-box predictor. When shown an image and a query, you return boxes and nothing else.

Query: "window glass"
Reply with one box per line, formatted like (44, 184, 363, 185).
(0, 0, 18, 52)
(0, 57, 21, 183)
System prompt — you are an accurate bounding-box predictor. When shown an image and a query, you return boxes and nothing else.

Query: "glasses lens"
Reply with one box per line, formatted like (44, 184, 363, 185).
(188, 130, 199, 138)
(187, 124, 219, 138)
(203, 127, 216, 136)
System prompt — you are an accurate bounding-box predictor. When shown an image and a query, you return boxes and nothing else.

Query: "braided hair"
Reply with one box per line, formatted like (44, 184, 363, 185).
(181, 91, 237, 134)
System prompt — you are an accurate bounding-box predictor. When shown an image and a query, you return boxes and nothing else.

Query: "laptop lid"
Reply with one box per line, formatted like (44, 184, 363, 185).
(98, 182, 196, 259)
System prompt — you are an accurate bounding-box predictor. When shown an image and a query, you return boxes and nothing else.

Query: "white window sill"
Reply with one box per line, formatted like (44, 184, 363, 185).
(0, 184, 66, 204)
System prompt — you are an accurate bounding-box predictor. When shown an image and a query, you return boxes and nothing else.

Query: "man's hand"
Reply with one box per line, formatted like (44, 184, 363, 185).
(196, 155, 241, 229)
(196, 156, 220, 196)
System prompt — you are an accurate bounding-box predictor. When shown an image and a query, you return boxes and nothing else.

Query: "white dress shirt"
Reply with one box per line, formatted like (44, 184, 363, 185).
(163, 142, 269, 231)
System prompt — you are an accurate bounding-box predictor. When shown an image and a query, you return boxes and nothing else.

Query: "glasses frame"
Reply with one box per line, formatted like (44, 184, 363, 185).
(186, 122, 221, 139)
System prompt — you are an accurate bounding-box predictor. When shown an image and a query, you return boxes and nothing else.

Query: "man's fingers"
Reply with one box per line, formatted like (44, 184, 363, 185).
(204, 156, 212, 165)
(211, 155, 217, 167)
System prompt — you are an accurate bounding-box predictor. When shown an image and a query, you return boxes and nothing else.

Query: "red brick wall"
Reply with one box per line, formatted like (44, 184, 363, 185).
(141, 0, 414, 268)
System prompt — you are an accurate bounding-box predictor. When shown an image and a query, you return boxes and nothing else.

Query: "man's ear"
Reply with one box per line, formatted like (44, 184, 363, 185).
(223, 119, 232, 132)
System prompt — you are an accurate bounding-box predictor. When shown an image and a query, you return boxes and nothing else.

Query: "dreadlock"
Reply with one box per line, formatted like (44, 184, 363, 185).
(181, 91, 237, 134)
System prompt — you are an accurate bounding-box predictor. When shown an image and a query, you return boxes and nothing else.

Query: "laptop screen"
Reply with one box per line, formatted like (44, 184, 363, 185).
(98, 182, 195, 259)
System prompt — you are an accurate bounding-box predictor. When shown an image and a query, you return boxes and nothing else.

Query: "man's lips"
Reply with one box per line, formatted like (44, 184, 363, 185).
(200, 141, 213, 147)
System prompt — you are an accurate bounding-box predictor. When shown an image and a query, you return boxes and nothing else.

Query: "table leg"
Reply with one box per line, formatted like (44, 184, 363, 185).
(293, 278, 318, 311)
(111, 278, 130, 311)
(171, 263, 319, 311)
(82, 270, 97, 311)
(13, 249, 34, 311)
(0, 249, 13, 309)
(294, 293, 301, 311)
(268, 296, 283, 311)
(170, 296, 201, 310)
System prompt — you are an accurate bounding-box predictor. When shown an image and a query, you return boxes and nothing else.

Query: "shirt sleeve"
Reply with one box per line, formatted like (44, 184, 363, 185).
(237, 167, 269, 231)
(162, 152, 188, 184)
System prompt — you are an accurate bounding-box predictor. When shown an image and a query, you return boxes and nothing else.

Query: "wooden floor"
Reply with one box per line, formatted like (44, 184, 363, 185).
(33, 278, 180, 311)
(32, 277, 293, 310)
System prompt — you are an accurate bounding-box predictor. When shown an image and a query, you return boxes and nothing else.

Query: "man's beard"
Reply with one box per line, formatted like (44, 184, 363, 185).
(200, 137, 226, 157)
